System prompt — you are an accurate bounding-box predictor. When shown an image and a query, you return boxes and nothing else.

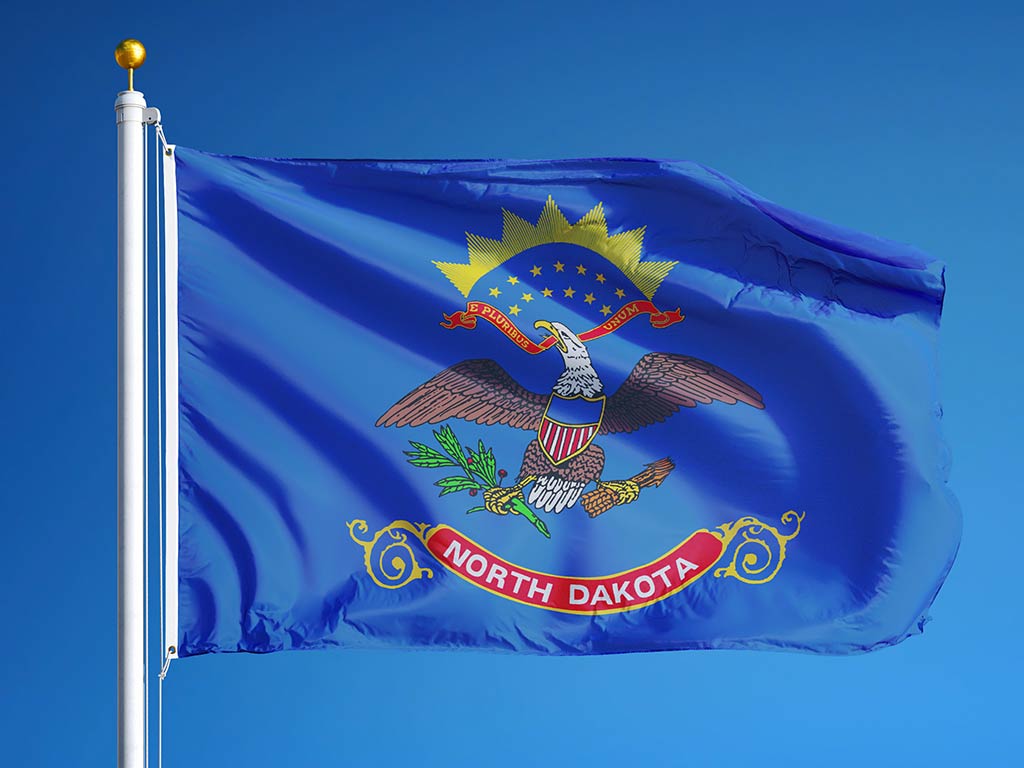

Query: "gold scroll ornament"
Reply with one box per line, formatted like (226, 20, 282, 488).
(346, 519, 434, 589)
(348, 511, 803, 592)
(711, 510, 804, 584)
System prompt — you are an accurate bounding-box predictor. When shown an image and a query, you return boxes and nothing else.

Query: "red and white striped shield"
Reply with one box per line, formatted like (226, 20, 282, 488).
(537, 393, 606, 465)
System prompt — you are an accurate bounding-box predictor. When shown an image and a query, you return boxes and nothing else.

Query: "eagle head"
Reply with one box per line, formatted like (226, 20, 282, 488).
(534, 320, 604, 398)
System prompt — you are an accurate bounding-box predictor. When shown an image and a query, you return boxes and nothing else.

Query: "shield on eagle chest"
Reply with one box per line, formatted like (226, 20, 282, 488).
(538, 393, 607, 464)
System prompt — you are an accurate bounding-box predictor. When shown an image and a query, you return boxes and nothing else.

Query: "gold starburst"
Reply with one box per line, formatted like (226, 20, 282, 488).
(433, 197, 677, 299)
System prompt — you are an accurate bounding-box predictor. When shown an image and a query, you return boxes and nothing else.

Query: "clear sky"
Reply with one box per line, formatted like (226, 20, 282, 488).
(1, 1, 1020, 765)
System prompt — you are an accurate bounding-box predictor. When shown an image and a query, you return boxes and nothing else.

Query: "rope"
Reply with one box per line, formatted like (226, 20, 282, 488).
(155, 122, 163, 768)
(158, 646, 172, 767)
(155, 124, 171, 153)
(155, 122, 167, 768)
(142, 122, 151, 768)
(158, 651, 170, 768)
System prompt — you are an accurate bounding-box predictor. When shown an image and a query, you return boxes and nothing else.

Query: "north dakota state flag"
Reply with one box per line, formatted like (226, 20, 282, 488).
(164, 149, 959, 657)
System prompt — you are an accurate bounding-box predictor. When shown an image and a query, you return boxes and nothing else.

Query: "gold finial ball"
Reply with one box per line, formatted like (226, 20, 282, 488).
(115, 39, 146, 70)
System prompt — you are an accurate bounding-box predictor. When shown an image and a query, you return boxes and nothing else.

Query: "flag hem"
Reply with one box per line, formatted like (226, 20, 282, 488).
(162, 144, 180, 661)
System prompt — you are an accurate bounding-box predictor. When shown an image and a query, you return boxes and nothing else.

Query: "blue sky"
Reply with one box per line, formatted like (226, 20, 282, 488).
(1, 1, 1020, 765)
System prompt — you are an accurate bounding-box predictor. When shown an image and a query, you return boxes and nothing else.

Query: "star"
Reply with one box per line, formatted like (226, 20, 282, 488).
(530, 265, 542, 277)
(489, 287, 502, 297)
(576, 264, 587, 275)
(600, 304, 612, 316)
(554, 261, 565, 272)
(521, 292, 534, 303)
(508, 304, 521, 316)
(595, 273, 606, 283)
(541, 288, 553, 298)
(563, 287, 576, 298)
(584, 292, 596, 304)
(614, 288, 626, 299)
(507, 275, 520, 285)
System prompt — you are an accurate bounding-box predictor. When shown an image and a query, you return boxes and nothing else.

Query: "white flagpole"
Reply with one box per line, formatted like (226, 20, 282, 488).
(115, 38, 149, 768)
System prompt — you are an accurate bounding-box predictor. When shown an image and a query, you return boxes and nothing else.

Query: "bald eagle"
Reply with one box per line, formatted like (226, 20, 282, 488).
(378, 320, 764, 518)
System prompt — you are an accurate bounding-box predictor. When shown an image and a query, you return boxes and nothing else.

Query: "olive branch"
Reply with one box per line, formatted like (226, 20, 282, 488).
(403, 425, 549, 537)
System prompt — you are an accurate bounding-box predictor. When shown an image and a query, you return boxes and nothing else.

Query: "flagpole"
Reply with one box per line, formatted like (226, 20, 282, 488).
(115, 38, 148, 768)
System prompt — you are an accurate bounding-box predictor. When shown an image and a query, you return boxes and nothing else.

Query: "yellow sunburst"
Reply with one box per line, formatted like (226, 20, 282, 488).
(433, 197, 677, 300)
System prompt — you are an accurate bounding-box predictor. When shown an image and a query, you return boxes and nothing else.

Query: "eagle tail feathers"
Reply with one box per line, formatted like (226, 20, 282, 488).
(529, 475, 587, 514)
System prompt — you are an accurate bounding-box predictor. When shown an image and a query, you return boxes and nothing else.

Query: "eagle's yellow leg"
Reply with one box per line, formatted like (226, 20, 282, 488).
(483, 475, 537, 515)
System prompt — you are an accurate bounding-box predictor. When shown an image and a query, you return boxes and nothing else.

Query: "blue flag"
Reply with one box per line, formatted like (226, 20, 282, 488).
(170, 148, 959, 657)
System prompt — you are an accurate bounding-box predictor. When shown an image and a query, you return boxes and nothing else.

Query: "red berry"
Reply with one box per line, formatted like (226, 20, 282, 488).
(467, 458, 473, 464)
(469, 489, 478, 497)
(498, 469, 507, 477)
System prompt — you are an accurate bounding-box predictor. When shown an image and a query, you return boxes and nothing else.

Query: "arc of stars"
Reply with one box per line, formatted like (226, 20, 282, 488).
(483, 262, 638, 310)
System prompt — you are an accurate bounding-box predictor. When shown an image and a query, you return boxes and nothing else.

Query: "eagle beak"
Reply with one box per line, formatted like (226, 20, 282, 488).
(534, 320, 567, 352)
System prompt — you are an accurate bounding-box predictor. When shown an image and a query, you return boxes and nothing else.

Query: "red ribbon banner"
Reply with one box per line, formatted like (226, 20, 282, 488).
(423, 525, 724, 614)
(440, 301, 685, 353)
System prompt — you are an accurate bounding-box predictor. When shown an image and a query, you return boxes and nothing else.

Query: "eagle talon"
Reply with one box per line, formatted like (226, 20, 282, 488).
(483, 476, 534, 516)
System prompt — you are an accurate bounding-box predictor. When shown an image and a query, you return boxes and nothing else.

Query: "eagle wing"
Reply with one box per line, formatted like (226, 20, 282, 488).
(376, 359, 548, 430)
(600, 353, 764, 435)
